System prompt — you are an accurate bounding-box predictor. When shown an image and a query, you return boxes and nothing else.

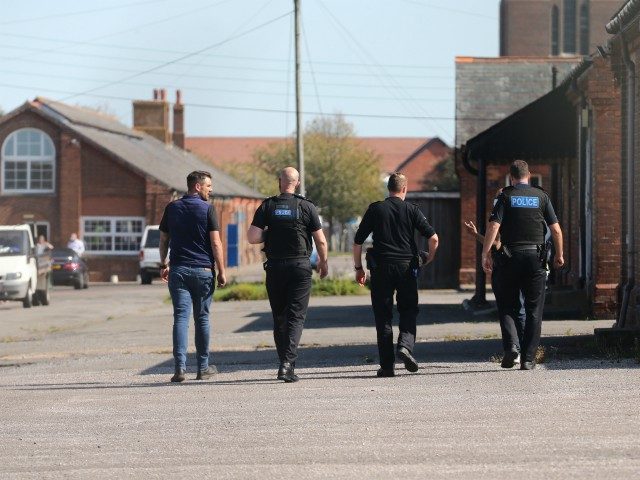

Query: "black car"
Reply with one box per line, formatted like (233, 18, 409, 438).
(51, 248, 89, 289)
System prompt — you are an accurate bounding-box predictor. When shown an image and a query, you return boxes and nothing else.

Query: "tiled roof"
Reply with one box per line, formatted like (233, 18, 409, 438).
(186, 136, 429, 173)
(29, 98, 263, 199)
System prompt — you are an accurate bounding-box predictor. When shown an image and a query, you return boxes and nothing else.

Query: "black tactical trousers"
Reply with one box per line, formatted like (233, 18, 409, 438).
(370, 261, 419, 369)
(265, 257, 312, 364)
(495, 251, 546, 363)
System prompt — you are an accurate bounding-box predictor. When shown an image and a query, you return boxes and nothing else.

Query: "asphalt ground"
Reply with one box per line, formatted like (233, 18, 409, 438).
(0, 282, 637, 479)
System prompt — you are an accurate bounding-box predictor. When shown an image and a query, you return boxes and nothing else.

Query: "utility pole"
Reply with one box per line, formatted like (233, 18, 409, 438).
(294, 0, 305, 196)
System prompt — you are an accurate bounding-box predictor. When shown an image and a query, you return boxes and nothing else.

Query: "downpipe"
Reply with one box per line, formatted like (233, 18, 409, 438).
(619, 31, 635, 328)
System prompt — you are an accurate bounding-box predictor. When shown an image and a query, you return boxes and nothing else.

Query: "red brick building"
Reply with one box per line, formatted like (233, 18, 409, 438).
(500, 0, 623, 56)
(0, 93, 263, 281)
(606, 0, 640, 329)
(458, 54, 623, 318)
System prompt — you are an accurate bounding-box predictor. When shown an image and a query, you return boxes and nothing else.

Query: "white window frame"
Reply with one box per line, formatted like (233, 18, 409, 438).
(81, 216, 145, 256)
(505, 174, 542, 188)
(1, 128, 56, 195)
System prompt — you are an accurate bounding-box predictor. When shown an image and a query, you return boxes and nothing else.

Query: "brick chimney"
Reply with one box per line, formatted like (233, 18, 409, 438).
(172, 90, 185, 149)
(132, 89, 171, 143)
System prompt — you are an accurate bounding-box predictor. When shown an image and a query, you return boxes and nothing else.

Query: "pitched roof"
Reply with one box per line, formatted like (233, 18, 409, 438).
(26, 98, 262, 199)
(186, 136, 429, 174)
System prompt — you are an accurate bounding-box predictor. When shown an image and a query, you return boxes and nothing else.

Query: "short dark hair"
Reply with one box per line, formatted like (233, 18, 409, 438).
(387, 172, 407, 193)
(510, 160, 529, 180)
(187, 170, 211, 190)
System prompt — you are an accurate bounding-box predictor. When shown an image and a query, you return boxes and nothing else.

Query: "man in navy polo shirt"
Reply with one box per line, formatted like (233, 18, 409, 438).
(159, 171, 226, 383)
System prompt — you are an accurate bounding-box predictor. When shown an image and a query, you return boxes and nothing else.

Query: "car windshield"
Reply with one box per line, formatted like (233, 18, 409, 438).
(144, 229, 160, 248)
(0, 231, 29, 256)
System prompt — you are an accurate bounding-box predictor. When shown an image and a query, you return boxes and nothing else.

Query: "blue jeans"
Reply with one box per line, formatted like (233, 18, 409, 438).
(168, 265, 214, 371)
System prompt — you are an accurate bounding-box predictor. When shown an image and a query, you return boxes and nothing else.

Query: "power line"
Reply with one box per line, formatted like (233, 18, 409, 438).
(59, 10, 294, 101)
(0, 81, 465, 121)
(0, 54, 454, 90)
(0, 0, 162, 26)
(0, 42, 454, 80)
(0, 32, 453, 70)
(0, 67, 455, 101)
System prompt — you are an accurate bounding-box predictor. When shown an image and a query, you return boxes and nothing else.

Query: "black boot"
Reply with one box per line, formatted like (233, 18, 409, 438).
(278, 362, 299, 383)
(170, 367, 186, 383)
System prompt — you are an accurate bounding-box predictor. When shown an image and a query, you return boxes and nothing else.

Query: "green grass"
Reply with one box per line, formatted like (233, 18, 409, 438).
(210, 278, 369, 302)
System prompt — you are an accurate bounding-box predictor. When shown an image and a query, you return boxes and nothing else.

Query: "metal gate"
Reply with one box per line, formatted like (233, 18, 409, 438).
(226, 224, 239, 268)
(409, 192, 460, 289)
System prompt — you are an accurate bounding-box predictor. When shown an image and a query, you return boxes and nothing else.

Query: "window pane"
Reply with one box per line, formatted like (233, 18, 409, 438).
(16, 131, 29, 143)
(17, 142, 28, 156)
(3, 136, 14, 156)
(85, 236, 112, 251)
(28, 140, 41, 156)
(28, 130, 40, 142)
(43, 139, 54, 156)
(84, 220, 112, 234)
(114, 235, 141, 251)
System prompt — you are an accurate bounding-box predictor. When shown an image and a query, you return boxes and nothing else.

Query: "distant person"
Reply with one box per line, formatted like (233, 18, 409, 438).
(67, 233, 85, 257)
(353, 172, 438, 377)
(36, 235, 54, 255)
(247, 167, 328, 383)
(159, 170, 226, 383)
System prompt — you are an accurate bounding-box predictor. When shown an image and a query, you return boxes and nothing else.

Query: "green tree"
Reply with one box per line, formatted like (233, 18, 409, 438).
(221, 115, 384, 249)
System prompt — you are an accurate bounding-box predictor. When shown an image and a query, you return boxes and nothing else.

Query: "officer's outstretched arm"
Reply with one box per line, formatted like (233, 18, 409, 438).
(247, 225, 265, 244)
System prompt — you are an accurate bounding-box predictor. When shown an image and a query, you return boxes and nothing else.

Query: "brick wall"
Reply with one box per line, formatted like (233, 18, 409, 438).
(500, 0, 622, 57)
(399, 141, 452, 192)
(579, 56, 623, 317)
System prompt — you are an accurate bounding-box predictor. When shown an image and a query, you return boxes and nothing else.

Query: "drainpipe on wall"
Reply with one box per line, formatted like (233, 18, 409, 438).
(618, 30, 635, 328)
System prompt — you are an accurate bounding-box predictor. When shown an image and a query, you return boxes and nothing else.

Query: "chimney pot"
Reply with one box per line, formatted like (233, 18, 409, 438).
(160, 89, 167, 101)
(176, 89, 182, 105)
(153, 89, 158, 100)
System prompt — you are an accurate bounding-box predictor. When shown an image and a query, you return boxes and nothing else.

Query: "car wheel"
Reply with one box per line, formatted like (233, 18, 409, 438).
(141, 271, 153, 285)
(83, 272, 89, 289)
(74, 274, 83, 290)
(23, 284, 33, 308)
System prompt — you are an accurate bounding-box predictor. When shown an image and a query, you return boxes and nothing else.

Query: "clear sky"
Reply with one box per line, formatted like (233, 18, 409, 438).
(0, 0, 502, 145)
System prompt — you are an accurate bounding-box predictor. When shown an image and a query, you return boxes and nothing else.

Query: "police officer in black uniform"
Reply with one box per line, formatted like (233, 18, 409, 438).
(353, 173, 439, 377)
(248, 167, 328, 382)
(482, 160, 565, 370)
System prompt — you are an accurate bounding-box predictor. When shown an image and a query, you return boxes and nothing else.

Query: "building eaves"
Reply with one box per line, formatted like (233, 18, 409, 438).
(606, 0, 640, 34)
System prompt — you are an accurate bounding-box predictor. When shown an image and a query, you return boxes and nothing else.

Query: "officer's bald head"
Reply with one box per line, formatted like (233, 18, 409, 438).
(279, 167, 300, 193)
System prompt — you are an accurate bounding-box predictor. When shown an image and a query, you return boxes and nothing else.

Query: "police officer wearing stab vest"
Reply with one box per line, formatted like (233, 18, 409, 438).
(482, 160, 565, 370)
(248, 167, 328, 382)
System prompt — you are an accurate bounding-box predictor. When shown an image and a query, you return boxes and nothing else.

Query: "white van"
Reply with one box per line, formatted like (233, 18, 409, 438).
(139, 225, 161, 284)
(0, 224, 52, 308)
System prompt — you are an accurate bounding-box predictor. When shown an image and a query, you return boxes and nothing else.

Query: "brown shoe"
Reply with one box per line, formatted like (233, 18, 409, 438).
(196, 365, 218, 380)
(170, 368, 186, 383)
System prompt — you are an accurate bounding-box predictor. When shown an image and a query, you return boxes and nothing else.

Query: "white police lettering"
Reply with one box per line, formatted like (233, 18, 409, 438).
(274, 209, 293, 216)
(510, 196, 539, 208)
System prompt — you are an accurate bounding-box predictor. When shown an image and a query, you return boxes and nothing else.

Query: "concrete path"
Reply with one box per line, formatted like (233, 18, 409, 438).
(0, 283, 636, 479)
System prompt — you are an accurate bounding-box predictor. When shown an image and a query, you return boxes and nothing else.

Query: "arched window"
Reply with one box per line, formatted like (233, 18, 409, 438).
(563, 0, 577, 54)
(2, 128, 55, 194)
(579, 2, 590, 55)
(551, 5, 560, 55)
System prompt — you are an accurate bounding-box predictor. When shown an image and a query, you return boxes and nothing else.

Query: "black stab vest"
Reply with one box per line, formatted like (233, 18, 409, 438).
(264, 195, 310, 259)
(499, 185, 547, 246)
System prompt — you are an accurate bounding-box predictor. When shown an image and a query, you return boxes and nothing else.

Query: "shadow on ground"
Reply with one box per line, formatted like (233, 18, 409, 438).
(235, 303, 500, 334)
(139, 335, 637, 376)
